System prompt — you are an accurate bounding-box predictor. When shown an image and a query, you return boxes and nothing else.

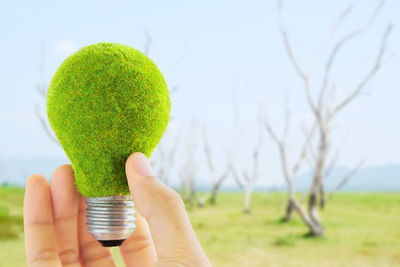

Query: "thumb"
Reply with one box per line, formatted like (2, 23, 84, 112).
(125, 152, 210, 266)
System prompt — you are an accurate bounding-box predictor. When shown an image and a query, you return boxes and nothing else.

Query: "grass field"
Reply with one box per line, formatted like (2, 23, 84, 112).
(1, 186, 399, 266)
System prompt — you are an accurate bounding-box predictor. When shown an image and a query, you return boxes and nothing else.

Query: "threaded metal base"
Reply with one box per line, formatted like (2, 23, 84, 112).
(86, 195, 136, 246)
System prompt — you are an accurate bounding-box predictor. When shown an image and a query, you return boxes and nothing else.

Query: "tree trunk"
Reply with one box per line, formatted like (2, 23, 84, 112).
(308, 190, 324, 236)
(319, 183, 326, 209)
(197, 194, 209, 208)
(243, 185, 253, 214)
(290, 198, 324, 236)
(306, 132, 329, 236)
(283, 181, 295, 222)
(186, 177, 197, 210)
(210, 182, 221, 205)
(282, 198, 294, 222)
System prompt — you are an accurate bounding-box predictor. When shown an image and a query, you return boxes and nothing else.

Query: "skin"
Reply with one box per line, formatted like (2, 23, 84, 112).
(24, 152, 211, 267)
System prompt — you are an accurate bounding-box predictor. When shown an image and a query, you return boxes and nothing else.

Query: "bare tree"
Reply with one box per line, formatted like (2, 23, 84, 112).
(264, 95, 316, 222)
(142, 29, 153, 57)
(35, 44, 59, 145)
(146, 29, 190, 183)
(197, 127, 230, 207)
(230, 113, 263, 214)
(277, 0, 393, 236)
(151, 132, 180, 184)
(179, 121, 199, 210)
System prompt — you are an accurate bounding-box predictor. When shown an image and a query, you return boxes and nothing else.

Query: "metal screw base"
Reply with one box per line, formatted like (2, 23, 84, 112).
(86, 195, 136, 247)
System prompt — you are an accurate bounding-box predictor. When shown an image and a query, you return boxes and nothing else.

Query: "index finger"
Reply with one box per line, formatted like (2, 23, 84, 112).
(24, 174, 62, 267)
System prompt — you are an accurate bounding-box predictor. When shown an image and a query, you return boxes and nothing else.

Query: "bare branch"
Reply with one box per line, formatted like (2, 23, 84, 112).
(228, 87, 246, 189)
(327, 160, 365, 201)
(326, 0, 384, 78)
(309, 2, 353, 77)
(291, 199, 322, 233)
(179, 122, 199, 208)
(318, 0, 385, 111)
(155, 129, 180, 183)
(34, 45, 60, 146)
(325, 82, 338, 119)
(278, 0, 307, 82)
(143, 29, 152, 56)
(243, 170, 250, 183)
(264, 117, 281, 145)
(228, 109, 263, 192)
(264, 120, 292, 185)
(262, 96, 289, 150)
(168, 134, 180, 166)
(36, 43, 47, 98)
(227, 139, 245, 189)
(170, 85, 179, 94)
(333, 24, 393, 115)
(251, 115, 263, 181)
(282, 92, 290, 145)
(300, 123, 316, 164)
(216, 169, 230, 184)
(36, 86, 46, 99)
(278, 0, 317, 114)
(292, 122, 316, 177)
(305, 153, 315, 172)
(229, 161, 244, 189)
(169, 30, 191, 73)
(35, 105, 59, 145)
(263, 95, 313, 188)
(203, 126, 215, 177)
(325, 149, 340, 178)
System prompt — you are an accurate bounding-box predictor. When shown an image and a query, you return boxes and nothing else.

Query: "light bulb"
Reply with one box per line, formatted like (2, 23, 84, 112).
(47, 43, 170, 247)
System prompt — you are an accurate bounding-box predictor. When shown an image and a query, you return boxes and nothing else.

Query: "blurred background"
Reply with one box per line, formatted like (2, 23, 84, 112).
(1, 0, 399, 266)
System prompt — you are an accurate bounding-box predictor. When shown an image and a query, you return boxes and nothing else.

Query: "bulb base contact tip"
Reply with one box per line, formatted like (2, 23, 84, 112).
(98, 239, 126, 247)
(85, 195, 136, 247)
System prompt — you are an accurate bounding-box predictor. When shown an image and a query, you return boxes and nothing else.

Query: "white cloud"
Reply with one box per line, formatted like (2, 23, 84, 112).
(52, 41, 78, 58)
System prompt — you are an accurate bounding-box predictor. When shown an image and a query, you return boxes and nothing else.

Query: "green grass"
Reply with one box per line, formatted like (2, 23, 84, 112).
(1, 187, 399, 266)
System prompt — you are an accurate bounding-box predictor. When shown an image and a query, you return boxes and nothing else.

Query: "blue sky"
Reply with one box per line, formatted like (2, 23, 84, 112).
(1, 0, 399, 186)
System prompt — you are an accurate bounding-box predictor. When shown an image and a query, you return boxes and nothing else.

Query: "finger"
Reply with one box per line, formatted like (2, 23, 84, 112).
(50, 165, 80, 266)
(125, 153, 210, 266)
(24, 174, 62, 267)
(78, 196, 116, 267)
(120, 212, 157, 267)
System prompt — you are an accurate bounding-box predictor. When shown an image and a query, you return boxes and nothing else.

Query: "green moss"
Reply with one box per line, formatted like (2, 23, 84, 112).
(47, 43, 170, 197)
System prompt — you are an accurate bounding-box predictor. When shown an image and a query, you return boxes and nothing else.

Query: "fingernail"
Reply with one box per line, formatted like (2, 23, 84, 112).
(132, 152, 154, 177)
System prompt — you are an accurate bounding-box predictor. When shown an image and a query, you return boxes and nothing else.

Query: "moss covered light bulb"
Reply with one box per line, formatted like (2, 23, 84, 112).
(47, 43, 170, 247)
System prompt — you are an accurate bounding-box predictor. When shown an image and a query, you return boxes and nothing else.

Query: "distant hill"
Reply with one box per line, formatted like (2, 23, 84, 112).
(295, 164, 400, 191)
(0, 157, 70, 185)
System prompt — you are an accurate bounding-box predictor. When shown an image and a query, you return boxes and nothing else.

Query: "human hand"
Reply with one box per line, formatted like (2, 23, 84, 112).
(24, 152, 211, 267)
